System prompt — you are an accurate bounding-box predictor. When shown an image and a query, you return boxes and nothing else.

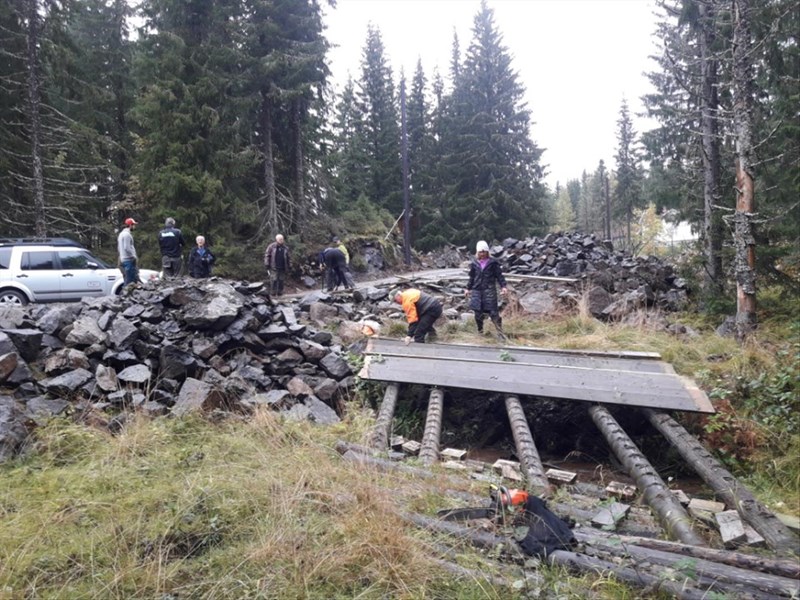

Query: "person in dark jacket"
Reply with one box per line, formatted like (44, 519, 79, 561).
(319, 246, 352, 291)
(263, 234, 291, 295)
(157, 217, 186, 277)
(332, 236, 356, 288)
(465, 240, 507, 340)
(188, 235, 216, 278)
(394, 288, 443, 343)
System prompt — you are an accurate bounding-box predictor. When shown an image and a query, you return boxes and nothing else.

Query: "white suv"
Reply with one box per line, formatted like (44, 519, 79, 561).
(0, 238, 159, 305)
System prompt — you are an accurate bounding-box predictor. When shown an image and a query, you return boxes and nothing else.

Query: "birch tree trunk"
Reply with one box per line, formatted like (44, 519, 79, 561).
(731, 0, 758, 340)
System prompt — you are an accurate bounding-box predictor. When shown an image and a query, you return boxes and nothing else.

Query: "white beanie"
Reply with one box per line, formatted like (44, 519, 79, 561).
(476, 240, 490, 253)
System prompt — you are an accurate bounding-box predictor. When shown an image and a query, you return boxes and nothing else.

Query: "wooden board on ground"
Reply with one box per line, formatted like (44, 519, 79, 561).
(360, 339, 713, 413)
(606, 481, 637, 500)
(546, 468, 578, 484)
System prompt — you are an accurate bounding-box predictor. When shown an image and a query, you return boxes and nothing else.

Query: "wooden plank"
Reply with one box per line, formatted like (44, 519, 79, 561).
(367, 338, 663, 361)
(546, 468, 578, 484)
(359, 355, 713, 413)
(366, 339, 670, 373)
(440, 448, 467, 460)
(401, 440, 421, 455)
(606, 481, 637, 500)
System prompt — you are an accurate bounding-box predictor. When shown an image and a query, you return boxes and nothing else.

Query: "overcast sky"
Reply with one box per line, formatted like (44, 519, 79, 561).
(323, 0, 661, 189)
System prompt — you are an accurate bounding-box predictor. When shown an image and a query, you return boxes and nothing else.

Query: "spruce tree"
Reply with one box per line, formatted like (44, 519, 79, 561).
(435, 0, 546, 246)
(356, 24, 402, 215)
(131, 0, 255, 250)
(613, 99, 644, 249)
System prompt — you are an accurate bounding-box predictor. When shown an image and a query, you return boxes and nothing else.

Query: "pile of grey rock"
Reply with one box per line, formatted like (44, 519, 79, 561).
(0, 280, 357, 460)
(421, 232, 690, 318)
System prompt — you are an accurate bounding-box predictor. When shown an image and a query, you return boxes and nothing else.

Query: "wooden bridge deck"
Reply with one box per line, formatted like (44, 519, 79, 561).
(359, 338, 714, 414)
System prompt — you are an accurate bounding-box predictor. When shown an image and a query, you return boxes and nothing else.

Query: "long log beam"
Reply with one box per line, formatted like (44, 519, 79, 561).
(577, 529, 800, 580)
(643, 408, 798, 554)
(583, 533, 799, 598)
(369, 383, 399, 449)
(588, 404, 705, 546)
(504, 395, 550, 493)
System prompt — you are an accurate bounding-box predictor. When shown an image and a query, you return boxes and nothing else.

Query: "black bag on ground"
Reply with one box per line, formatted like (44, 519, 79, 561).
(518, 496, 576, 557)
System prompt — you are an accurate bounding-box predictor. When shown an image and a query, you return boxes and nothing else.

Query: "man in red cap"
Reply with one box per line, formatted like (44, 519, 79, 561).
(117, 217, 138, 287)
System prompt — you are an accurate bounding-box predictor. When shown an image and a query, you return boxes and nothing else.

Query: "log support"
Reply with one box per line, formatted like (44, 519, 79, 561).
(419, 388, 444, 466)
(643, 408, 798, 554)
(504, 395, 550, 494)
(369, 383, 399, 450)
(588, 404, 705, 546)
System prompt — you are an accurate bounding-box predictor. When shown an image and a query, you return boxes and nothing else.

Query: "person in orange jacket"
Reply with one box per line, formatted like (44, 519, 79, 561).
(393, 288, 443, 343)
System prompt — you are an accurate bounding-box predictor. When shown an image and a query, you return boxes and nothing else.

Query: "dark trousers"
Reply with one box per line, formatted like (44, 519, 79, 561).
(161, 255, 182, 278)
(474, 311, 502, 332)
(270, 269, 286, 295)
(412, 304, 443, 343)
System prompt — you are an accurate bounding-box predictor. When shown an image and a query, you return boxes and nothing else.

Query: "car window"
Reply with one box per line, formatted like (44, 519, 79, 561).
(58, 250, 91, 269)
(0, 248, 10, 269)
(84, 252, 111, 268)
(21, 251, 55, 270)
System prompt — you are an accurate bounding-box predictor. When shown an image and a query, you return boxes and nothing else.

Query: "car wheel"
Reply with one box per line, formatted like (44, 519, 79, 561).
(0, 289, 28, 305)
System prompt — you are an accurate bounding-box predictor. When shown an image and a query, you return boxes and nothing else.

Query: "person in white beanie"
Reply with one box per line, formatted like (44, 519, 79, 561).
(465, 240, 508, 340)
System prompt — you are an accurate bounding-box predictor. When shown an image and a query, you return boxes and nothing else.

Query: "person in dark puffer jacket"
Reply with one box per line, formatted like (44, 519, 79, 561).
(187, 235, 216, 278)
(465, 240, 508, 340)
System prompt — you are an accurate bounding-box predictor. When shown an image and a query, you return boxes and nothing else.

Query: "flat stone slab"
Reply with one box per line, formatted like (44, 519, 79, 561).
(716, 510, 747, 547)
(592, 502, 630, 530)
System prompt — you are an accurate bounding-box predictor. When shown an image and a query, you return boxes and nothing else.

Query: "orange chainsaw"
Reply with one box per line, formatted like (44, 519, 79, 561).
(437, 485, 529, 521)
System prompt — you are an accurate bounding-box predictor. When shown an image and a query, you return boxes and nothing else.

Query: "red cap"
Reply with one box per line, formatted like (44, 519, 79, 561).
(124, 218, 137, 226)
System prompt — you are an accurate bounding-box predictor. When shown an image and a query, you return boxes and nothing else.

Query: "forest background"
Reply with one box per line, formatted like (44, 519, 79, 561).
(0, 0, 797, 308)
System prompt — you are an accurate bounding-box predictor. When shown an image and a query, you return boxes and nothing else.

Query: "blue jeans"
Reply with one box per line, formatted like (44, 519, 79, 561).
(122, 259, 138, 286)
